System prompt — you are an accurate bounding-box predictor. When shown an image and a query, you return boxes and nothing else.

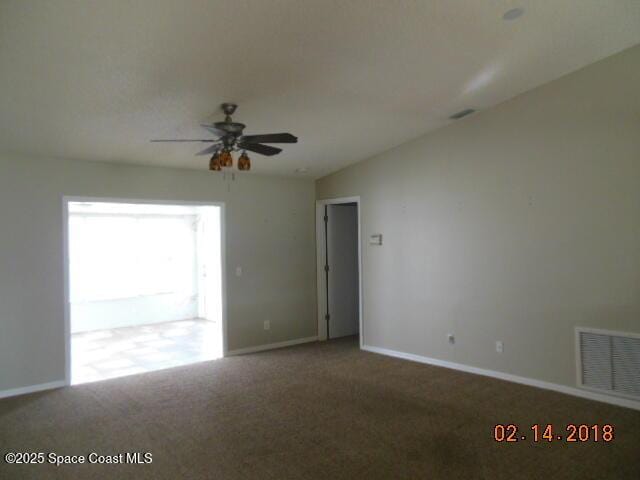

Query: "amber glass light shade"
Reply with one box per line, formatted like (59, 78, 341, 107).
(209, 153, 222, 171)
(219, 150, 233, 167)
(238, 152, 251, 171)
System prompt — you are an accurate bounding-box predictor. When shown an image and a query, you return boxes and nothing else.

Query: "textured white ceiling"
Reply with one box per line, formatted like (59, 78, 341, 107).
(1, 1, 639, 178)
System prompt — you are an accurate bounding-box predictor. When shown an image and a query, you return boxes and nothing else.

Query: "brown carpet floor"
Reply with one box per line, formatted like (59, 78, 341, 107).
(1, 336, 639, 479)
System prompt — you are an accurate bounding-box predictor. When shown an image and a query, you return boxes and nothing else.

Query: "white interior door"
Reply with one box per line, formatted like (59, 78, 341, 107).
(326, 204, 359, 338)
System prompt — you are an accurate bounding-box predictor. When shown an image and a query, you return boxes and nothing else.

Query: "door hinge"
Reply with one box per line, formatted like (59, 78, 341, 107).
(324, 264, 329, 273)
(325, 314, 330, 321)
(323, 214, 328, 223)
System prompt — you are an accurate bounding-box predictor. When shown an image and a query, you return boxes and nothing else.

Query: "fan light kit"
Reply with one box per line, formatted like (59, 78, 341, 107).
(152, 103, 298, 172)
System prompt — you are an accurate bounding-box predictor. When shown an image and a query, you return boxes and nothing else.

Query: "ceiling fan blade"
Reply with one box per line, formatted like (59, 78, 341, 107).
(238, 142, 282, 156)
(200, 124, 227, 137)
(239, 133, 297, 144)
(150, 139, 216, 142)
(195, 144, 222, 156)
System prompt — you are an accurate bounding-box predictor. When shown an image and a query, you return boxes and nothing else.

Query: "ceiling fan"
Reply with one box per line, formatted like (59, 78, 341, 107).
(151, 103, 297, 171)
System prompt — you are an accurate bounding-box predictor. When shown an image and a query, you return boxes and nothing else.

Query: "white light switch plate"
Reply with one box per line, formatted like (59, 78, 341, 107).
(235, 266, 242, 277)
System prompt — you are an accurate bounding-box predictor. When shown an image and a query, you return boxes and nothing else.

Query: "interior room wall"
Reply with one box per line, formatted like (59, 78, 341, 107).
(0, 156, 316, 392)
(71, 293, 198, 333)
(316, 44, 640, 389)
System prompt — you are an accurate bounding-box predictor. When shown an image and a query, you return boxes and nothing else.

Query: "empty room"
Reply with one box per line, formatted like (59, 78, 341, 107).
(67, 200, 223, 384)
(0, 1, 639, 479)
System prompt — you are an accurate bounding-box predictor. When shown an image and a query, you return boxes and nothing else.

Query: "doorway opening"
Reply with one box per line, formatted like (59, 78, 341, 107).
(64, 200, 224, 385)
(316, 197, 362, 345)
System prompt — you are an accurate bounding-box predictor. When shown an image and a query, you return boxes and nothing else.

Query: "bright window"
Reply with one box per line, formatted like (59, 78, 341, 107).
(69, 212, 197, 303)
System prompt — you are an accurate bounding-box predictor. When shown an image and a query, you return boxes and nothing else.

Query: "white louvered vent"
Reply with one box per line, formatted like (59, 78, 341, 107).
(577, 328, 640, 400)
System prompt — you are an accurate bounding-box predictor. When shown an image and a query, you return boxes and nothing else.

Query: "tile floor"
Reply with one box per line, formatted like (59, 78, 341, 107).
(71, 318, 221, 385)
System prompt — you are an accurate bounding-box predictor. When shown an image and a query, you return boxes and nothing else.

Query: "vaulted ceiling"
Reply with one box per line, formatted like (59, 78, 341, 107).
(1, 1, 639, 178)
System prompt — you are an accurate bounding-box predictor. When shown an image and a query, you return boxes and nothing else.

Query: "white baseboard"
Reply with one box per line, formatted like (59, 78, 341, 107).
(362, 345, 640, 411)
(227, 336, 318, 356)
(0, 380, 66, 400)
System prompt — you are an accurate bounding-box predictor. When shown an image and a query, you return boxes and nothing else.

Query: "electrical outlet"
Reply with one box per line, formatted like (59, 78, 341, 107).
(447, 333, 455, 345)
(263, 320, 270, 331)
(496, 341, 504, 353)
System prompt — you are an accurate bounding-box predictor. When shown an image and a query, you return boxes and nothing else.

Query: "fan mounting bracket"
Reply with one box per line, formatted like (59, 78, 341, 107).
(221, 102, 237, 116)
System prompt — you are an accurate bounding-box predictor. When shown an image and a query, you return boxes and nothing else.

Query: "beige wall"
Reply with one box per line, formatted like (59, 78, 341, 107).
(317, 45, 640, 388)
(0, 155, 317, 392)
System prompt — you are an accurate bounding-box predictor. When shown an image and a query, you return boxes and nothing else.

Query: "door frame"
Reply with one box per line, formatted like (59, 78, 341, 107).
(315, 196, 363, 347)
(62, 196, 228, 386)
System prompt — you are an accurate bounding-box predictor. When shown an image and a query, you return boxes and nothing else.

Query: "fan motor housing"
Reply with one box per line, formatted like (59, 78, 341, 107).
(214, 121, 245, 135)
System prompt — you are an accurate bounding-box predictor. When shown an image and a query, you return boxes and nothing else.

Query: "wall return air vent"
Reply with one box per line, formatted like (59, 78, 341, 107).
(576, 327, 640, 400)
